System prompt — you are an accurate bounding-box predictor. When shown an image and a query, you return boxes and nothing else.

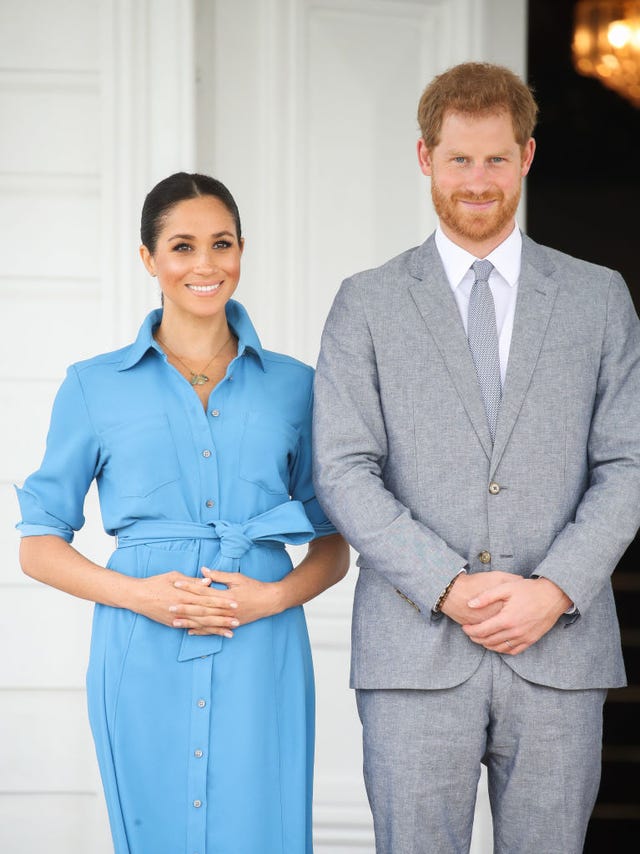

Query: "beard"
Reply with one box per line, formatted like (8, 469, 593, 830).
(431, 179, 521, 245)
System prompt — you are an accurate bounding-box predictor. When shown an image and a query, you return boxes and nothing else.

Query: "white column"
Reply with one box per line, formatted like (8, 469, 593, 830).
(100, 0, 197, 347)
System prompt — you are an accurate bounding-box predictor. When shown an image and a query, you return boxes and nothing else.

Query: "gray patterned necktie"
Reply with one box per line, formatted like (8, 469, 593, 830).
(467, 259, 501, 442)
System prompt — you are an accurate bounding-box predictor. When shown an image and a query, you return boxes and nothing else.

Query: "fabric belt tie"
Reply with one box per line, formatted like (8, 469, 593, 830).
(213, 521, 255, 565)
(115, 500, 315, 660)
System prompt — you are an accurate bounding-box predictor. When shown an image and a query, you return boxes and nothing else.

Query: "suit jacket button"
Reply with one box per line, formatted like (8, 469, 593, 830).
(479, 551, 492, 564)
(489, 481, 500, 495)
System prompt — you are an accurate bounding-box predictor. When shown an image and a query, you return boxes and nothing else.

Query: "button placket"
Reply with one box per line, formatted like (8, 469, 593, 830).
(200, 446, 220, 516)
(200, 396, 222, 519)
(198, 420, 219, 519)
(186, 655, 212, 853)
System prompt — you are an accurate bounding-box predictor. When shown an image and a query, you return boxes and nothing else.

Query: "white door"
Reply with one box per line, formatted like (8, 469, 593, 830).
(1, 1, 526, 851)
(194, 1, 526, 850)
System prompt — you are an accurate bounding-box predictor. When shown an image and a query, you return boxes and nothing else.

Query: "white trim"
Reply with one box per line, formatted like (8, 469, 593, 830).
(99, 0, 197, 348)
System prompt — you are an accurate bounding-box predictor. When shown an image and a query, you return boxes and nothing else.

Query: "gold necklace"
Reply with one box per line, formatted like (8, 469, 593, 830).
(156, 333, 233, 386)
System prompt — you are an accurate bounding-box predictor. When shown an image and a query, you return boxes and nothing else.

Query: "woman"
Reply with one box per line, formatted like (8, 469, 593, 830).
(17, 172, 349, 854)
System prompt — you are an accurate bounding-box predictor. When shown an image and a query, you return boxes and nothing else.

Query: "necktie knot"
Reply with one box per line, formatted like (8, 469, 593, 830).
(472, 258, 494, 284)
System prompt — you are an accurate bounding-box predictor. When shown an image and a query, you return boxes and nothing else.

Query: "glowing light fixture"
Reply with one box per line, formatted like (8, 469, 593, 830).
(573, 0, 640, 106)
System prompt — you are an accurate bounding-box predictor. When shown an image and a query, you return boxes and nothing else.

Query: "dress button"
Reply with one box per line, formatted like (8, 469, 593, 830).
(489, 481, 500, 495)
(479, 551, 492, 564)
(193, 800, 202, 808)
(211, 409, 220, 417)
(197, 699, 206, 708)
(202, 449, 211, 458)
(194, 749, 203, 758)
(205, 500, 214, 508)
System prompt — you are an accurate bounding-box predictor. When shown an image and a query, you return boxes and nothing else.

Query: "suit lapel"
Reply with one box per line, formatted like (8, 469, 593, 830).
(490, 236, 559, 477)
(408, 237, 494, 460)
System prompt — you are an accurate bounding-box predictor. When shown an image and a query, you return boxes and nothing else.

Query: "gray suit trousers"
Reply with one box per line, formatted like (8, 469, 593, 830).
(356, 654, 606, 854)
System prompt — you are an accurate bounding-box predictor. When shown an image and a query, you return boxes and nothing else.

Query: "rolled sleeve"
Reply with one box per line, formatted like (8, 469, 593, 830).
(15, 366, 101, 542)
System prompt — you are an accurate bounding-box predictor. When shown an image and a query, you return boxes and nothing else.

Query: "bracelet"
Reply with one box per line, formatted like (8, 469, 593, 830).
(433, 573, 461, 613)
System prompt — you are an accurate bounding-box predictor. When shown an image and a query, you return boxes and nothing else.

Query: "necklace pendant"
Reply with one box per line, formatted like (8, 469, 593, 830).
(190, 373, 210, 386)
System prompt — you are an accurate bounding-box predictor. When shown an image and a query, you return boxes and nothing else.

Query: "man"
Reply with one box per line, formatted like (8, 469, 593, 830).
(312, 62, 640, 854)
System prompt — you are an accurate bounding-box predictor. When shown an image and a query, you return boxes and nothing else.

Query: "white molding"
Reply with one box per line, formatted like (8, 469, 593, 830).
(309, 0, 447, 18)
(314, 793, 374, 849)
(147, 0, 197, 181)
(0, 790, 98, 797)
(99, 0, 196, 348)
(249, 0, 306, 355)
(0, 173, 99, 192)
(0, 275, 99, 297)
(0, 69, 99, 93)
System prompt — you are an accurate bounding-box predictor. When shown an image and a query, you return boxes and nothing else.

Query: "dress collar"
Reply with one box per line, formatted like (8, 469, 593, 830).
(117, 299, 267, 372)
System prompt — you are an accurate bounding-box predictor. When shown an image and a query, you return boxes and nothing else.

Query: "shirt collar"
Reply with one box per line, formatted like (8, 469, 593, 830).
(435, 223, 522, 290)
(117, 299, 266, 372)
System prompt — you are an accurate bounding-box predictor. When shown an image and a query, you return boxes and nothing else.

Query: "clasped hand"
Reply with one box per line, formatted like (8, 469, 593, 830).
(138, 568, 279, 637)
(440, 571, 571, 655)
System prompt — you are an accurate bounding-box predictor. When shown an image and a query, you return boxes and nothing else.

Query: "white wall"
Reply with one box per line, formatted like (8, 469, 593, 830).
(0, 2, 196, 851)
(1, 1, 526, 851)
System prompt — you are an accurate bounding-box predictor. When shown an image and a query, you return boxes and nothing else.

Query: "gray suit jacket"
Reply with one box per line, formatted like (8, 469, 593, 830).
(313, 233, 640, 690)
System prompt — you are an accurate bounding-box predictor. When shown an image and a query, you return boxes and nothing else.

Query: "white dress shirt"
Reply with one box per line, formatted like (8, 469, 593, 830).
(435, 224, 522, 384)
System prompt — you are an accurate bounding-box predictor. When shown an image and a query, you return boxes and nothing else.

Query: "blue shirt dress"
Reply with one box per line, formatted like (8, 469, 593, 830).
(16, 301, 336, 854)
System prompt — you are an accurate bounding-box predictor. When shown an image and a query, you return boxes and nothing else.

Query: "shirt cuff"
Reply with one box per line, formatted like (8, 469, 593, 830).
(432, 566, 468, 613)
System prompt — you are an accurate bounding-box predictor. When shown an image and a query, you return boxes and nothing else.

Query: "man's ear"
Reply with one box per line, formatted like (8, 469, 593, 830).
(521, 137, 536, 177)
(417, 138, 433, 177)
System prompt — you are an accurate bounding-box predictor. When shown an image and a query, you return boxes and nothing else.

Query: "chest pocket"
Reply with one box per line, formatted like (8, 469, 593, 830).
(102, 414, 181, 498)
(238, 410, 299, 495)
